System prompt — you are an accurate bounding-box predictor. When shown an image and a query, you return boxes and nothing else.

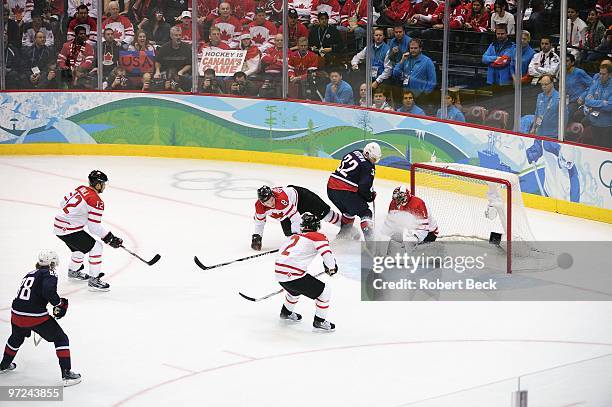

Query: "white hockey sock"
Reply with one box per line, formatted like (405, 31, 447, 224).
(315, 284, 331, 320)
(88, 240, 104, 276)
(69, 252, 85, 271)
(323, 210, 342, 226)
(284, 292, 300, 312)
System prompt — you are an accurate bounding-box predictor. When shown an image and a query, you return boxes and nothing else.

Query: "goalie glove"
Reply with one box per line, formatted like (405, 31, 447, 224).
(102, 231, 123, 248)
(53, 298, 69, 319)
(251, 234, 262, 251)
(324, 263, 338, 276)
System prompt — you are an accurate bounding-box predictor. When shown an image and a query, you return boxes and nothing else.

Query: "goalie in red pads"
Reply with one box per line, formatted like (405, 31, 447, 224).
(384, 185, 438, 248)
(275, 212, 337, 332)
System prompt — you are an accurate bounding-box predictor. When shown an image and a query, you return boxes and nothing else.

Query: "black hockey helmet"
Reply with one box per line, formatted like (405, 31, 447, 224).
(300, 212, 320, 232)
(88, 170, 108, 186)
(257, 185, 273, 202)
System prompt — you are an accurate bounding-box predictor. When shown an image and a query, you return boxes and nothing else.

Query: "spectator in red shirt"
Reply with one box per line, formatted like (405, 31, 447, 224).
(338, 0, 368, 50)
(463, 0, 489, 32)
(248, 7, 277, 53)
(67, 5, 97, 45)
(57, 25, 95, 88)
(408, 0, 439, 28)
(261, 33, 284, 75)
(377, 0, 412, 27)
(279, 8, 309, 51)
(214, 2, 242, 49)
(289, 36, 320, 98)
(102, 1, 135, 49)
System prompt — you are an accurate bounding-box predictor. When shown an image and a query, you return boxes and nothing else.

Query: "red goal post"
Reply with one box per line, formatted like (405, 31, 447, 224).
(410, 162, 514, 274)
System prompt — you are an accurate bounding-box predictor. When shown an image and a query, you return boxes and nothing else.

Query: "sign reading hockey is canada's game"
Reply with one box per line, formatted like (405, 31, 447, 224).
(198, 49, 246, 77)
(119, 51, 155, 74)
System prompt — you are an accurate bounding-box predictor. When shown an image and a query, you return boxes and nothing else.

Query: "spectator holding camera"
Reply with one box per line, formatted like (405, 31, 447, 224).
(201, 68, 223, 94)
(57, 25, 95, 89)
(233, 71, 258, 96)
(109, 66, 130, 90)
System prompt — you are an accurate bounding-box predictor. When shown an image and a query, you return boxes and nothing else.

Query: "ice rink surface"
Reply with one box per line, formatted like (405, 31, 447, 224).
(0, 156, 611, 407)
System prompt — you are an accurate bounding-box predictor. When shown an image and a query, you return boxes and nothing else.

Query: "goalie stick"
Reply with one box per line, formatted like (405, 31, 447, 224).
(121, 246, 161, 266)
(239, 271, 327, 302)
(194, 249, 279, 271)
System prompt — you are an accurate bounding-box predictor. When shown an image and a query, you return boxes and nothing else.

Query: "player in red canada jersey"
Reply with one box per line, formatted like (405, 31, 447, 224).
(387, 185, 438, 244)
(0, 251, 81, 386)
(251, 185, 341, 251)
(275, 212, 338, 331)
(53, 170, 123, 291)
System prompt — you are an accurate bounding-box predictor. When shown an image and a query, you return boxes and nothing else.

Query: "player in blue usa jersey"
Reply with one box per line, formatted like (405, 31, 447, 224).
(0, 251, 81, 386)
(327, 142, 381, 240)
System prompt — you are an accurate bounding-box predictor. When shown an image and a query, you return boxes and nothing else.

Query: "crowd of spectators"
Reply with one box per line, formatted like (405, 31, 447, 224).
(2, 0, 611, 146)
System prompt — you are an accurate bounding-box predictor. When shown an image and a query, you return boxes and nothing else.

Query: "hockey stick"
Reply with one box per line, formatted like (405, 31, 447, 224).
(120, 246, 161, 266)
(239, 271, 327, 302)
(194, 249, 279, 271)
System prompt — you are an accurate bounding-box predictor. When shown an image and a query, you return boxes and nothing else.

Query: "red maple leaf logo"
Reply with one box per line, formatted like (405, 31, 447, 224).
(253, 32, 266, 44)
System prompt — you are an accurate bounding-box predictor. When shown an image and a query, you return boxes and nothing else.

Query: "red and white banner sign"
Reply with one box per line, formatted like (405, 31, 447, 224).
(198, 49, 246, 77)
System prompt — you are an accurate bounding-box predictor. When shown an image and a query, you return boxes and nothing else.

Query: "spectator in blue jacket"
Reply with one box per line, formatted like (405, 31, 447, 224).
(386, 25, 412, 67)
(324, 70, 354, 105)
(437, 92, 466, 122)
(566, 53, 592, 117)
(510, 30, 535, 81)
(397, 90, 426, 115)
(584, 64, 612, 148)
(392, 38, 436, 101)
(482, 25, 515, 86)
(531, 74, 563, 138)
(351, 27, 391, 90)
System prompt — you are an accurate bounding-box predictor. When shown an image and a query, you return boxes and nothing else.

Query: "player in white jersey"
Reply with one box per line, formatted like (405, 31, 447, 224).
(275, 212, 338, 331)
(54, 170, 123, 291)
(251, 185, 341, 251)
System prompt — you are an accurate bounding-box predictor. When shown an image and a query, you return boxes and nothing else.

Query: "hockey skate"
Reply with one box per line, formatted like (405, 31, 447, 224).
(88, 273, 110, 291)
(313, 316, 335, 332)
(279, 305, 302, 322)
(68, 265, 89, 281)
(0, 362, 16, 374)
(62, 369, 82, 387)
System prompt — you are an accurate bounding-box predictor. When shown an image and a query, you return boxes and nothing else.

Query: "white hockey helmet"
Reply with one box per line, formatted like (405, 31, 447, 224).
(38, 250, 59, 268)
(363, 142, 382, 164)
(392, 185, 411, 205)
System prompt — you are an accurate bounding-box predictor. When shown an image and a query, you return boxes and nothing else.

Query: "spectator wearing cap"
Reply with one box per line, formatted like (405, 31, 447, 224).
(510, 30, 535, 81)
(139, 8, 171, 47)
(482, 24, 515, 86)
(68, 0, 97, 19)
(248, 7, 277, 54)
(308, 12, 342, 65)
(288, 36, 319, 98)
(238, 31, 262, 77)
(337, 0, 368, 50)
(289, 0, 313, 25)
(279, 8, 309, 51)
(324, 69, 354, 104)
(174, 11, 202, 45)
(67, 5, 97, 46)
(310, 0, 341, 25)
(214, 2, 242, 49)
(22, 9, 54, 48)
(102, 1, 135, 48)
(584, 64, 612, 148)
(162, 0, 188, 23)
(377, 0, 412, 27)
(351, 27, 391, 90)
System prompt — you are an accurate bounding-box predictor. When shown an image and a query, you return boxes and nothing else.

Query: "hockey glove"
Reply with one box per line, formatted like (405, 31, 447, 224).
(102, 231, 123, 248)
(53, 298, 69, 319)
(324, 263, 338, 276)
(251, 234, 262, 251)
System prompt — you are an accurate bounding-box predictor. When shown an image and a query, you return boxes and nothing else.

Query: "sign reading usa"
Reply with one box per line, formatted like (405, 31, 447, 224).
(119, 50, 155, 74)
(198, 49, 247, 77)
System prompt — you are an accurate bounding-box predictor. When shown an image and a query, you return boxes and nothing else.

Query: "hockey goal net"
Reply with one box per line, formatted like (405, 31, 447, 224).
(410, 162, 541, 274)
